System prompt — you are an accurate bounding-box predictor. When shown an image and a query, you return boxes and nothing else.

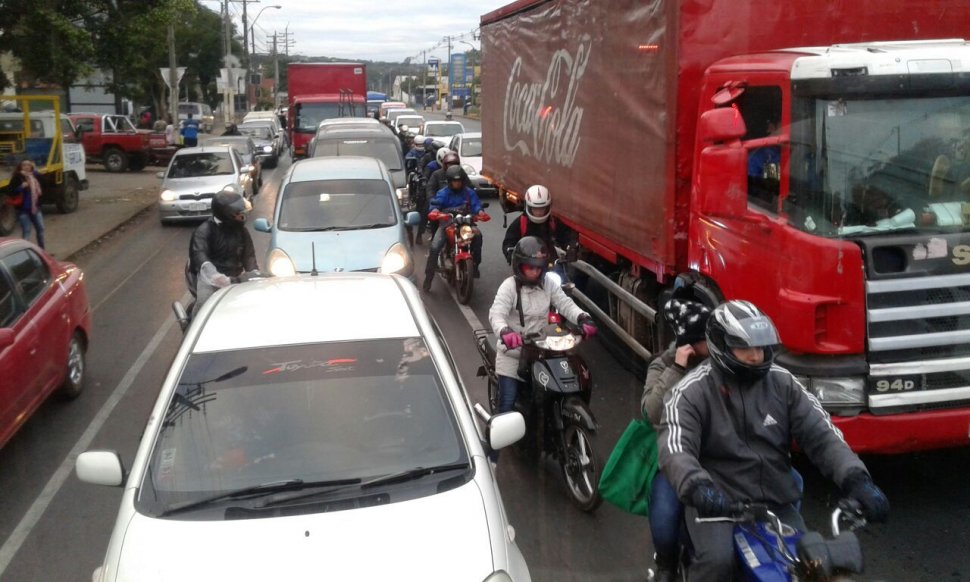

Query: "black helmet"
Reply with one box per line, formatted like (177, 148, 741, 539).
(706, 300, 780, 381)
(212, 186, 247, 224)
(511, 236, 550, 286)
(445, 164, 465, 185)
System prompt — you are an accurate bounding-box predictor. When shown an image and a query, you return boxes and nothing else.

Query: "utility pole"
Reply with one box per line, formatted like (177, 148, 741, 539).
(167, 24, 178, 121)
(422, 50, 427, 111)
(446, 36, 452, 113)
(272, 32, 279, 107)
(223, 0, 234, 121)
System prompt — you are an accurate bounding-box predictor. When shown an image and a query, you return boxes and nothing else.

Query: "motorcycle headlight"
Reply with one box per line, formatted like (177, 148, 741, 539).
(396, 187, 407, 201)
(268, 248, 297, 277)
(536, 334, 578, 352)
(160, 189, 178, 202)
(379, 242, 412, 275)
(462, 163, 478, 177)
(460, 224, 475, 241)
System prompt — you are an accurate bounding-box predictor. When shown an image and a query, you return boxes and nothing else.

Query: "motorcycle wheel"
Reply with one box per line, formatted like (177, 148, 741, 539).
(487, 378, 499, 414)
(561, 423, 603, 512)
(456, 260, 474, 304)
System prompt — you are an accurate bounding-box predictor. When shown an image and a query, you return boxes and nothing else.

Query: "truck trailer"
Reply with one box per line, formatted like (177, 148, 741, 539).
(287, 63, 368, 159)
(480, 0, 970, 453)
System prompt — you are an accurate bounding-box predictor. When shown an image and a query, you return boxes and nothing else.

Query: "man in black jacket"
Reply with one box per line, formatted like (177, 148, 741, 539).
(658, 300, 889, 582)
(186, 187, 258, 301)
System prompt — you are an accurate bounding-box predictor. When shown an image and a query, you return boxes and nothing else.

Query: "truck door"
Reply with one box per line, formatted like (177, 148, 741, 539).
(691, 80, 789, 310)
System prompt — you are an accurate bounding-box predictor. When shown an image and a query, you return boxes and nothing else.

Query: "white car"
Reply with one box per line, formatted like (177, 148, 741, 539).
(76, 274, 531, 582)
(156, 146, 255, 224)
(424, 120, 465, 147)
(449, 132, 497, 197)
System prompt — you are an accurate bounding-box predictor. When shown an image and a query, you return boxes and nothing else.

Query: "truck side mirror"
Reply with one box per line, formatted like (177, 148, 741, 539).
(695, 108, 748, 218)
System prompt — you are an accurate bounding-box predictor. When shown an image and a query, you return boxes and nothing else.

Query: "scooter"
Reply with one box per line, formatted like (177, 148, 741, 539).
(655, 500, 867, 581)
(427, 205, 489, 304)
(474, 320, 603, 512)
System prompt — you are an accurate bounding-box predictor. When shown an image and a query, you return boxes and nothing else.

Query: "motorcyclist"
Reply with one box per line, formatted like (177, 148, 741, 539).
(418, 138, 439, 177)
(405, 133, 426, 168)
(658, 300, 890, 582)
(422, 165, 489, 291)
(223, 122, 241, 136)
(488, 237, 597, 418)
(501, 184, 563, 265)
(186, 185, 258, 306)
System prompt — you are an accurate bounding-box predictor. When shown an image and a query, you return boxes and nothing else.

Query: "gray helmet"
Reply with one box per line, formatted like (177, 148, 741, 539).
(706, 300, 779, 381)
(212, 185, 247, 224)
(511, 236, 550, 286)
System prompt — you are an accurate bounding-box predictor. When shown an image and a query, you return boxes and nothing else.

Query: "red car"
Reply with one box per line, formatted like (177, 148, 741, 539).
(0, 238, 91, 449)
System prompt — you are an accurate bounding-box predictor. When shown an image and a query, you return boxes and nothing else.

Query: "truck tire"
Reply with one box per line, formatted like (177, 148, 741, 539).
(103, 148, 129, 172)
(55, 176, 80, 214)
(0, 198, 16, 236)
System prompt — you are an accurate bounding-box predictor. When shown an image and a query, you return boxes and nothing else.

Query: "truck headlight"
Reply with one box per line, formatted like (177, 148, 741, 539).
(160, 189, 178, 202)
(379, 242, 412, 275)
(268, 248, 296, 277)
(462, 163, 478, 177)
(795, 375, 865, 414)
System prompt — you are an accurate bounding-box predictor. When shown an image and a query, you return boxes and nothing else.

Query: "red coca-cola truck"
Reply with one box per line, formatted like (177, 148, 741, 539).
(481, 0, 970, 453)
(287, 62, 368, 159)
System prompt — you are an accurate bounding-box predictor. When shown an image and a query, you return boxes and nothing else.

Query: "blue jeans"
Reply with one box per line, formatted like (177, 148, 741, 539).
(18, 211, 45, 249)
(497, 375, 521, 414)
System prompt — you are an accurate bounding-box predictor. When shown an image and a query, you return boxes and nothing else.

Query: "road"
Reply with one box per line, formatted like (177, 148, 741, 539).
(0, 114, 968, 581)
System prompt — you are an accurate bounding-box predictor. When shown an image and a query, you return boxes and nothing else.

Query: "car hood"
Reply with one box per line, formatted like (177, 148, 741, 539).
(112, 483, 495, 581)
(273, 224, 407, 273)
(162, 174, 238, 195)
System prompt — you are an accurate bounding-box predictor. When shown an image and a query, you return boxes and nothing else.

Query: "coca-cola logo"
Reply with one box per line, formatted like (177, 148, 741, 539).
(503, 38, 590, 168)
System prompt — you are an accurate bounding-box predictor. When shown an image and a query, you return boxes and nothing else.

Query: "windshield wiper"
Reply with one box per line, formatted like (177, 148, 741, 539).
(157, 478, 360, 517)
(353, 223, 395, 230)
(256, 462, 470, 508)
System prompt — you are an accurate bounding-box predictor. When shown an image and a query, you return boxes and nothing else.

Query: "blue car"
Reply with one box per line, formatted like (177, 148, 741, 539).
(254, 156, 421, 278)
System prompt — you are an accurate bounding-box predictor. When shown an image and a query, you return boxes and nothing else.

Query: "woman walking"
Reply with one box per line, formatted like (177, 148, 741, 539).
(9, 159, 46, 248)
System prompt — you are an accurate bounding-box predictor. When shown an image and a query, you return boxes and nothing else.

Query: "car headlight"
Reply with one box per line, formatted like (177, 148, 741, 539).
(795, 375, 865, 415)
(379, 242, 412, 275)
(268, 248, 297, 277)
(462, 163, 478, 177)
(460, 224, 475, 241)
(482, 572, 514, 582)
(262, 145, 273, 153)
(160, 189, 178, 202)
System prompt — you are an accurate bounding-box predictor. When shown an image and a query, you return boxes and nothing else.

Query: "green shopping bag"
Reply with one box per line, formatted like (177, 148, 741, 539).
(598, 418, 659, 516)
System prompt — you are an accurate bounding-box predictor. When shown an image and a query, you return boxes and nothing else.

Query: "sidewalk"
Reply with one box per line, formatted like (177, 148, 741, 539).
(41, 168, 160, 260)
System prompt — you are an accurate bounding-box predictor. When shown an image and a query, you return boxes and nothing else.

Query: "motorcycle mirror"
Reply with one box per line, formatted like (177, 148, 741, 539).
(172, 301, 190, 333)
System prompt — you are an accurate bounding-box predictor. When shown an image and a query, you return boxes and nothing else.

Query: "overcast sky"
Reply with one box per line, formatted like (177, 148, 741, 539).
(218, 1, 512, 63)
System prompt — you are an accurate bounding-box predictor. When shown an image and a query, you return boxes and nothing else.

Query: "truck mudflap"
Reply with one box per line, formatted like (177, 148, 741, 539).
(834, 409, 970, 454)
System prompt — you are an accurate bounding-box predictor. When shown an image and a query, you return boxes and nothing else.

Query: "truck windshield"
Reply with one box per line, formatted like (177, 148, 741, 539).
(295, 103, 366, 133)
(788, 95, 970, 237)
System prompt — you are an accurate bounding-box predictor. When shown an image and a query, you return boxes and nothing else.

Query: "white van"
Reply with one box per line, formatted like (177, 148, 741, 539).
(177, 102, 214, 133)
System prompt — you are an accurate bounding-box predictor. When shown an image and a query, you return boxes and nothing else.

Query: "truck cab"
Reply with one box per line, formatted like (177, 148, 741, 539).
(289, 92, 367, 159)
(0, 96, 88, 234)
(70, 113, 153, 172)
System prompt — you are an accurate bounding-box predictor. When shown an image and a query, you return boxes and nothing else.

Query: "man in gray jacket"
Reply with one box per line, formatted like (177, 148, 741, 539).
(658, 300, 889, 582)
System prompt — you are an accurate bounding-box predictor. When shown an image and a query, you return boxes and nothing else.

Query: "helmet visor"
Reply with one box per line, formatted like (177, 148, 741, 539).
(529, 205, 550, 218)
(723, 317, 780, 348)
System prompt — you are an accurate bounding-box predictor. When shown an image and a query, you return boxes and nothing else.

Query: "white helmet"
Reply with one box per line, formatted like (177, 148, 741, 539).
(524, 184, 552, 223)
(413, 134, 425, 145)
(436, 147, 452, 164)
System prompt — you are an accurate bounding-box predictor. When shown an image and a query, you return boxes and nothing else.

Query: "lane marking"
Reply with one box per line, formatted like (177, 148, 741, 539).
(445, 282, 488, 331)
(90, 231, 182, 314)
(0, 299, 183, 576)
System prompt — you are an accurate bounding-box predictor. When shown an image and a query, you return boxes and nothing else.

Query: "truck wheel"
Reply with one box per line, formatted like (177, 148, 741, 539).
(103, 148, 129, 172)
(0, 199, 16, 236)
(56, 176, 80, 214)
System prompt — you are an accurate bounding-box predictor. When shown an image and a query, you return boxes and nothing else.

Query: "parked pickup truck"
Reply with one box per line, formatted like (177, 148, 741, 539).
(69, 113, 164, 172)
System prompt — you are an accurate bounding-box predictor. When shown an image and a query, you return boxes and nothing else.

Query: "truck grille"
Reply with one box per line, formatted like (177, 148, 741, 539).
(867, 273, 970, 413)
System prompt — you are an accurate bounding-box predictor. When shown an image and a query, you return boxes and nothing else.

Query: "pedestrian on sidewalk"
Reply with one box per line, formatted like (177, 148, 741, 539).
(7, 159, 46, 249)
(181, 113, 200, 147)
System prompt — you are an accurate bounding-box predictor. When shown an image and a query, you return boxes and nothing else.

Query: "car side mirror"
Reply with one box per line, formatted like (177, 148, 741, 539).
(76, 450, 126, 487)
(240, 165, 253, 175)
(473, 404, 526, 450)
(405, 211, 421, 226)
(253, 217, 272, 233)
(156, 171, 165, 179)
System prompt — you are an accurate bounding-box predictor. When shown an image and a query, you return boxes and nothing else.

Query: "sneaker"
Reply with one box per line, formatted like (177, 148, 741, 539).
(422, 271, 434, 292)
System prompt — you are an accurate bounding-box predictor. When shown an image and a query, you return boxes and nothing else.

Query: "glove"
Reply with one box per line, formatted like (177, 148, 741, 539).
(500, 327, 523, 350)
(688, 481, 730, 518)
(477, 212, 491, 222)
(843, 471, 889, 523)
(577, 314, 598, 339)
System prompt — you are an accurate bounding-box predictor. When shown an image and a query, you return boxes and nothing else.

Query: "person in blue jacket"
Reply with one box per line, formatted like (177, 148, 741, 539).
(181, 113, 200, 147)
(423, 165, 488, 291)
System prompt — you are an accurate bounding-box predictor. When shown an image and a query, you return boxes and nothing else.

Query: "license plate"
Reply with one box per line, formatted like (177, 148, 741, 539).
(189, 202, 207, 212)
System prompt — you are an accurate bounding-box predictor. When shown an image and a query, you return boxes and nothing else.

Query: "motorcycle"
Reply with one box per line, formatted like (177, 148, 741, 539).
(665, 500, 867, 582)
(173, 262, 266, 332)
(404, 161, 426, 247)
(474, 319, 603, 512)
(427, 205, 489, 304)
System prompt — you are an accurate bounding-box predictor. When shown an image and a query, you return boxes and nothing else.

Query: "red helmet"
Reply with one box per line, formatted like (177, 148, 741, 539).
(442, 152, 460, 168)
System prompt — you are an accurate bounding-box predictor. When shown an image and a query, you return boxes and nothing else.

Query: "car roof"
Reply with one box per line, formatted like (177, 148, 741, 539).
(289, 155, 388, 182)
(173, 145, 235, 156)
(314, 127, 395, 141)
(192, 274, 420, 352)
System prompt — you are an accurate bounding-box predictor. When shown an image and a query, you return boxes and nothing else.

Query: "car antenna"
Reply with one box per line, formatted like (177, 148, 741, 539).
(311, 242, 318, 277)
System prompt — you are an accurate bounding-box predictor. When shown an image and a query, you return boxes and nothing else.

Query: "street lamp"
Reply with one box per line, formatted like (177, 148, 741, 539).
(248, 4, 282, 110)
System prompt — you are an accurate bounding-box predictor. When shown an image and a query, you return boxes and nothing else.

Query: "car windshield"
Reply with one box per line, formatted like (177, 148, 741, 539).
(311, 139, 403, 171)
(387, 110, 415, 122)
(238, 125, 272, 139)
(167, 152, 234, 178)
(295, 103, 367, 133)
(278, 178, 397, 231)
(425, 123, 463, 137)
(396, 117, 423, 128)
(459, 137, 482, 157)
(786, 94, 970, 237)
(136, 339, 468, 518)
